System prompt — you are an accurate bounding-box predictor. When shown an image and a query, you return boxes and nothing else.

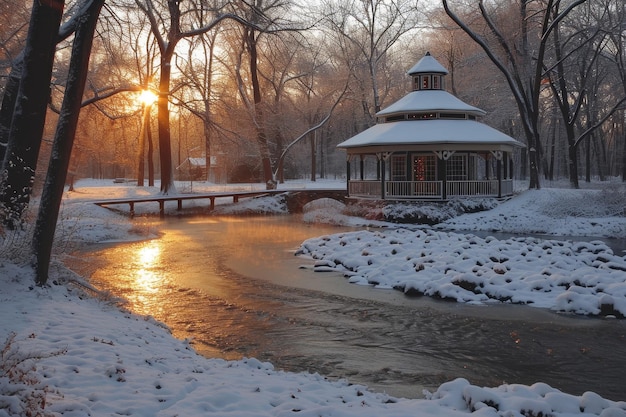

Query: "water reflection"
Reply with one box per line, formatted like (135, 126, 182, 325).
(135, 241, 162, 294)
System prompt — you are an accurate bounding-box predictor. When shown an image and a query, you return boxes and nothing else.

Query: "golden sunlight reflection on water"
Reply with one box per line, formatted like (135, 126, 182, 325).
(135, 241, 162, 294)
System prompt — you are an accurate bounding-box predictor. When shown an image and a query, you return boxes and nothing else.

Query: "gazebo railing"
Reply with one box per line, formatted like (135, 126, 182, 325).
(386, 181, 442, 199)
(446, 180, 498, 196)
(348, 179, 514, 199)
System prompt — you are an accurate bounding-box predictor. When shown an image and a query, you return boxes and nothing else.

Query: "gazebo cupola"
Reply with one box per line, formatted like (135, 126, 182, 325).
(408, 51, 447, 92)
(337, 52, 525, 201)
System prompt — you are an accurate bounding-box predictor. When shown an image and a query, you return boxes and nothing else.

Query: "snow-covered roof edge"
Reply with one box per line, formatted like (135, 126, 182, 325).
(377, 90, 486, 117)
(337, 119, 526, 149)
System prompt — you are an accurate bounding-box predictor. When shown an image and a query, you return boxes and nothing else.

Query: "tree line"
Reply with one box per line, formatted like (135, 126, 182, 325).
(0, 0, 625, 285)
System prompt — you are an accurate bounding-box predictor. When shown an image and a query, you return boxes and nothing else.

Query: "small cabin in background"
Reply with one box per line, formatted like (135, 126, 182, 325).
(337, 52, 525, 200)
(176, 155, 226, 182)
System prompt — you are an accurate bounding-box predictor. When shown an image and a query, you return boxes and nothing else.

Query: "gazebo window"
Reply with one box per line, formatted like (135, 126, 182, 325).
(439, 112, 466, 120)
(412, 154, 436, 181)
(421, 75, 430, 90)
(391, 155, 407, 181)
(386, 115, 406, 122)
(447, 155, 468, 180)
(408, 113, 436, 120)
(433, 75, 440, 89)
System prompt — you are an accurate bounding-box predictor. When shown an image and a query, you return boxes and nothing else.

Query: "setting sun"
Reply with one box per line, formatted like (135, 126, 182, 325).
(138, 89, 158, 106)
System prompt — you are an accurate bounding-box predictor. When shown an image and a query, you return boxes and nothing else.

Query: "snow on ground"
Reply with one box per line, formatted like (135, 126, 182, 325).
(437, 186, 626, 238)
(298, 184, 626, 317)
(2, 179, 626, 416)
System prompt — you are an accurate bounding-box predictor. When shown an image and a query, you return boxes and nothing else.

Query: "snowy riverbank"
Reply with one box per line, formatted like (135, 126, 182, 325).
(1, 179, 626, 416)
(297, 185, 626, 317)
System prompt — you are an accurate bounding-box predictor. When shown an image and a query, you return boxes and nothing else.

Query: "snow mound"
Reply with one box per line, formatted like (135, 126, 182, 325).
(212, 194, 289, 215)
(302, 198, 347, 224)
(297, 228, 626, 317)
(439, 189, 626, 238)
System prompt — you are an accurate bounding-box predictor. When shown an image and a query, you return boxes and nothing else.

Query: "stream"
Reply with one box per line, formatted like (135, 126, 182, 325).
(69, 215, 626, 400)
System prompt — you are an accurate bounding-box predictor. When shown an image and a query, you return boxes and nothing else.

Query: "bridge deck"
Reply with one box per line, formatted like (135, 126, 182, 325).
(93, 188, 344, 217)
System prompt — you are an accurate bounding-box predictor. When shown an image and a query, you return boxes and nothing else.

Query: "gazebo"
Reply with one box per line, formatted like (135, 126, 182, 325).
(337, 52, 525, 200)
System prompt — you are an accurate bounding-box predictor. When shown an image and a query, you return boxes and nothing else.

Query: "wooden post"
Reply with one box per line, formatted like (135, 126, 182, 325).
(380, 157, 386, 199)
(497, 158, 502, 198)
(441, 157, 447, 200)
(346, 158, 351, 197)
(360, 156, 365, 180)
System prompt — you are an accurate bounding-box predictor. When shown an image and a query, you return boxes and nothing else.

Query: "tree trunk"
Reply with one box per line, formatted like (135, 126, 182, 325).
(585, 138, 591, 183)
(0, 55, 23, 163)
(568, 140, 579, 188)
(246, 28, 274, 188)
(204, 122, 212, 182)
(33, 0, 104, 285)
(0, 0, 65, 227)
(593, 135, 605, 182)
(147, 121, 155, 186)
(528, 135, 541, 190)
(548, 123, 556, 181)
(310, 131, 316, 182)
(157, 51, 175, 193)
(136, 105, 151, 186)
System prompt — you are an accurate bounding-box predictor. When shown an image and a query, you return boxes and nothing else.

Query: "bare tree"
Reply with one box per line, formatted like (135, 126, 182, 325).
(442, 0, 587, 190)
(173, 31, 222, 183)
(135, 0, 270, 193)
(223, 0, 313, 188)
(602, 0, 626, 180)
(0, 1, 30, 161)
(539, 1, 626, 187)
(323, 0, 420, 124)
(33, 0, 105, 285)
(0, 0, 65, 227)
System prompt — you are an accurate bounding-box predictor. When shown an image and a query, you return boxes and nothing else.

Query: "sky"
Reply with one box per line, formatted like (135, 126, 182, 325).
(1, 178, 626, 416)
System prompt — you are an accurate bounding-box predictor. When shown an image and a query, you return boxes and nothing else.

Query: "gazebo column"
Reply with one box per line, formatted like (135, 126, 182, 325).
(346, 155, 352, 197)
(378, 153, 386, 199)
(360, 156, 365, 180)
(491, 150, 503, 198)
(435, 150, 454, 200)
(497, 159, 502, 198)
(436, 157, 446, 199)
(503, 152, 509, 179)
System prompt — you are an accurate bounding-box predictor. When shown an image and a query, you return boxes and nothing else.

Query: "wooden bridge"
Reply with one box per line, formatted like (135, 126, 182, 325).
(93, 188, 346, 217)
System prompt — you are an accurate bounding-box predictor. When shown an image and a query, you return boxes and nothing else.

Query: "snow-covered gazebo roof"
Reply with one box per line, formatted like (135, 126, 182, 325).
(407, 52, 449, 75)
(337, 119, 523, 154)
(376, 90, 485, 118)
(337, 52, 524, 153)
